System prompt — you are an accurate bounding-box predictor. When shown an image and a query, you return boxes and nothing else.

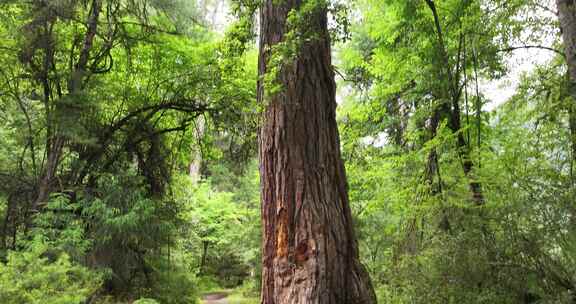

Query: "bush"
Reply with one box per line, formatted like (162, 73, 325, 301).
(0, 239, 101, 304)
(144, 255, 198, 304)
(197, 275, 221, 292)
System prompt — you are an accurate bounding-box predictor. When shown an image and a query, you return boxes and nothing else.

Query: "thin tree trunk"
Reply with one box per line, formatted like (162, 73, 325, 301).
(258, 1, 376, 303)
(570, 106, 576, 174)
(1, 194, 17, 250)
(189, 117, 205, 183)
(32, 0, 101, 211)
(33, 137, 65, 210)
(200, 241, 209, 275)
(426, 0, 484, 204)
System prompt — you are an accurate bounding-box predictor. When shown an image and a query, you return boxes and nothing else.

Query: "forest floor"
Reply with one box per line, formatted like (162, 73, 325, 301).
(201, 291, 230, 304)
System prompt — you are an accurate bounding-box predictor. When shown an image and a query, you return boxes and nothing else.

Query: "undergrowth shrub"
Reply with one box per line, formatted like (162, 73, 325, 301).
(0, 238, 101, 304)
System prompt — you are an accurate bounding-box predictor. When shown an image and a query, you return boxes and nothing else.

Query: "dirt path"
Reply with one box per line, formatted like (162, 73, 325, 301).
(201, 291, 229, 304)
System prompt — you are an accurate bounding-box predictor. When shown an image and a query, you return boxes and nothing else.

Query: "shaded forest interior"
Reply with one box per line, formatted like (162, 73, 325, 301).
(0, 0, 575, 303)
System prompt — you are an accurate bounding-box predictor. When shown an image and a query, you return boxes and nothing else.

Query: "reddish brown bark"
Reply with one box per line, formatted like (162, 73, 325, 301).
(557, 0, 576, 166)
(257, 1, 376, 303)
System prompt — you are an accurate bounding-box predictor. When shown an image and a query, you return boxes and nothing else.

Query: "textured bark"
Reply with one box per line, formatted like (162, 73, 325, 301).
(1, 194, 17, 250)
(558, 0, 576, 89)
(33, 137, 64, 210)
(257, 1, 376, 303)
(557, 0, 576, 165)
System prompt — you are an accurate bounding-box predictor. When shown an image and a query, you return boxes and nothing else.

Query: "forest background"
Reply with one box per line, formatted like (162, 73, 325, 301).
(0, 0, 575, 303)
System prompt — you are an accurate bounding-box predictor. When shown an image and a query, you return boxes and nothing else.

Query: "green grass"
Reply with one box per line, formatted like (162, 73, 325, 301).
(197, 276, 260, 304)
(226, 292, 259, 304)
(198, 288, 259, 304)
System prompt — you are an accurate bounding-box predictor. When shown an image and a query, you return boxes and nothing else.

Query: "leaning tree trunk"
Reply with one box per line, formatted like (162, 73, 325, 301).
(257, 1, 376, 303)
(557, 0, 576, 167)
(32, 0, 102, 213)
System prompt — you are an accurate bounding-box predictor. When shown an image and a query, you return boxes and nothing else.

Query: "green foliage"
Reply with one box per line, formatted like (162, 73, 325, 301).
(340, 0, 574, 303)
(197, 275, 222, 293)
(174, 160, 261, 290)
(0, 0, 258, 302)
(0, 239, 101, 304)
(226, 289, 260, 304)
(1, 0, 573, 303)
(30, 194, 92, 259)
(144, 255, 199, 304)
(133, 299, 159, 304)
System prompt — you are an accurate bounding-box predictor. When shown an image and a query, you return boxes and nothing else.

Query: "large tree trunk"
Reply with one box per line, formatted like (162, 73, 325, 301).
(257, 1, 376, 303)
(557, 0, 576, 169)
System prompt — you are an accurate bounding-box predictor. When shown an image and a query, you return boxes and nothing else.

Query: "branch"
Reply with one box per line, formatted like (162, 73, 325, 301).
(77, 0, 102, 71)
(69, 0, 102, 92)
(115, 21, 182, 36)
(425, 0, 458, 98)
(73, 100, 213, 185)
(334, 67, 353, 82)
(106, 100, 211, 137)
(498, 45, 565, 58)
(533, 2, 557, 16)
